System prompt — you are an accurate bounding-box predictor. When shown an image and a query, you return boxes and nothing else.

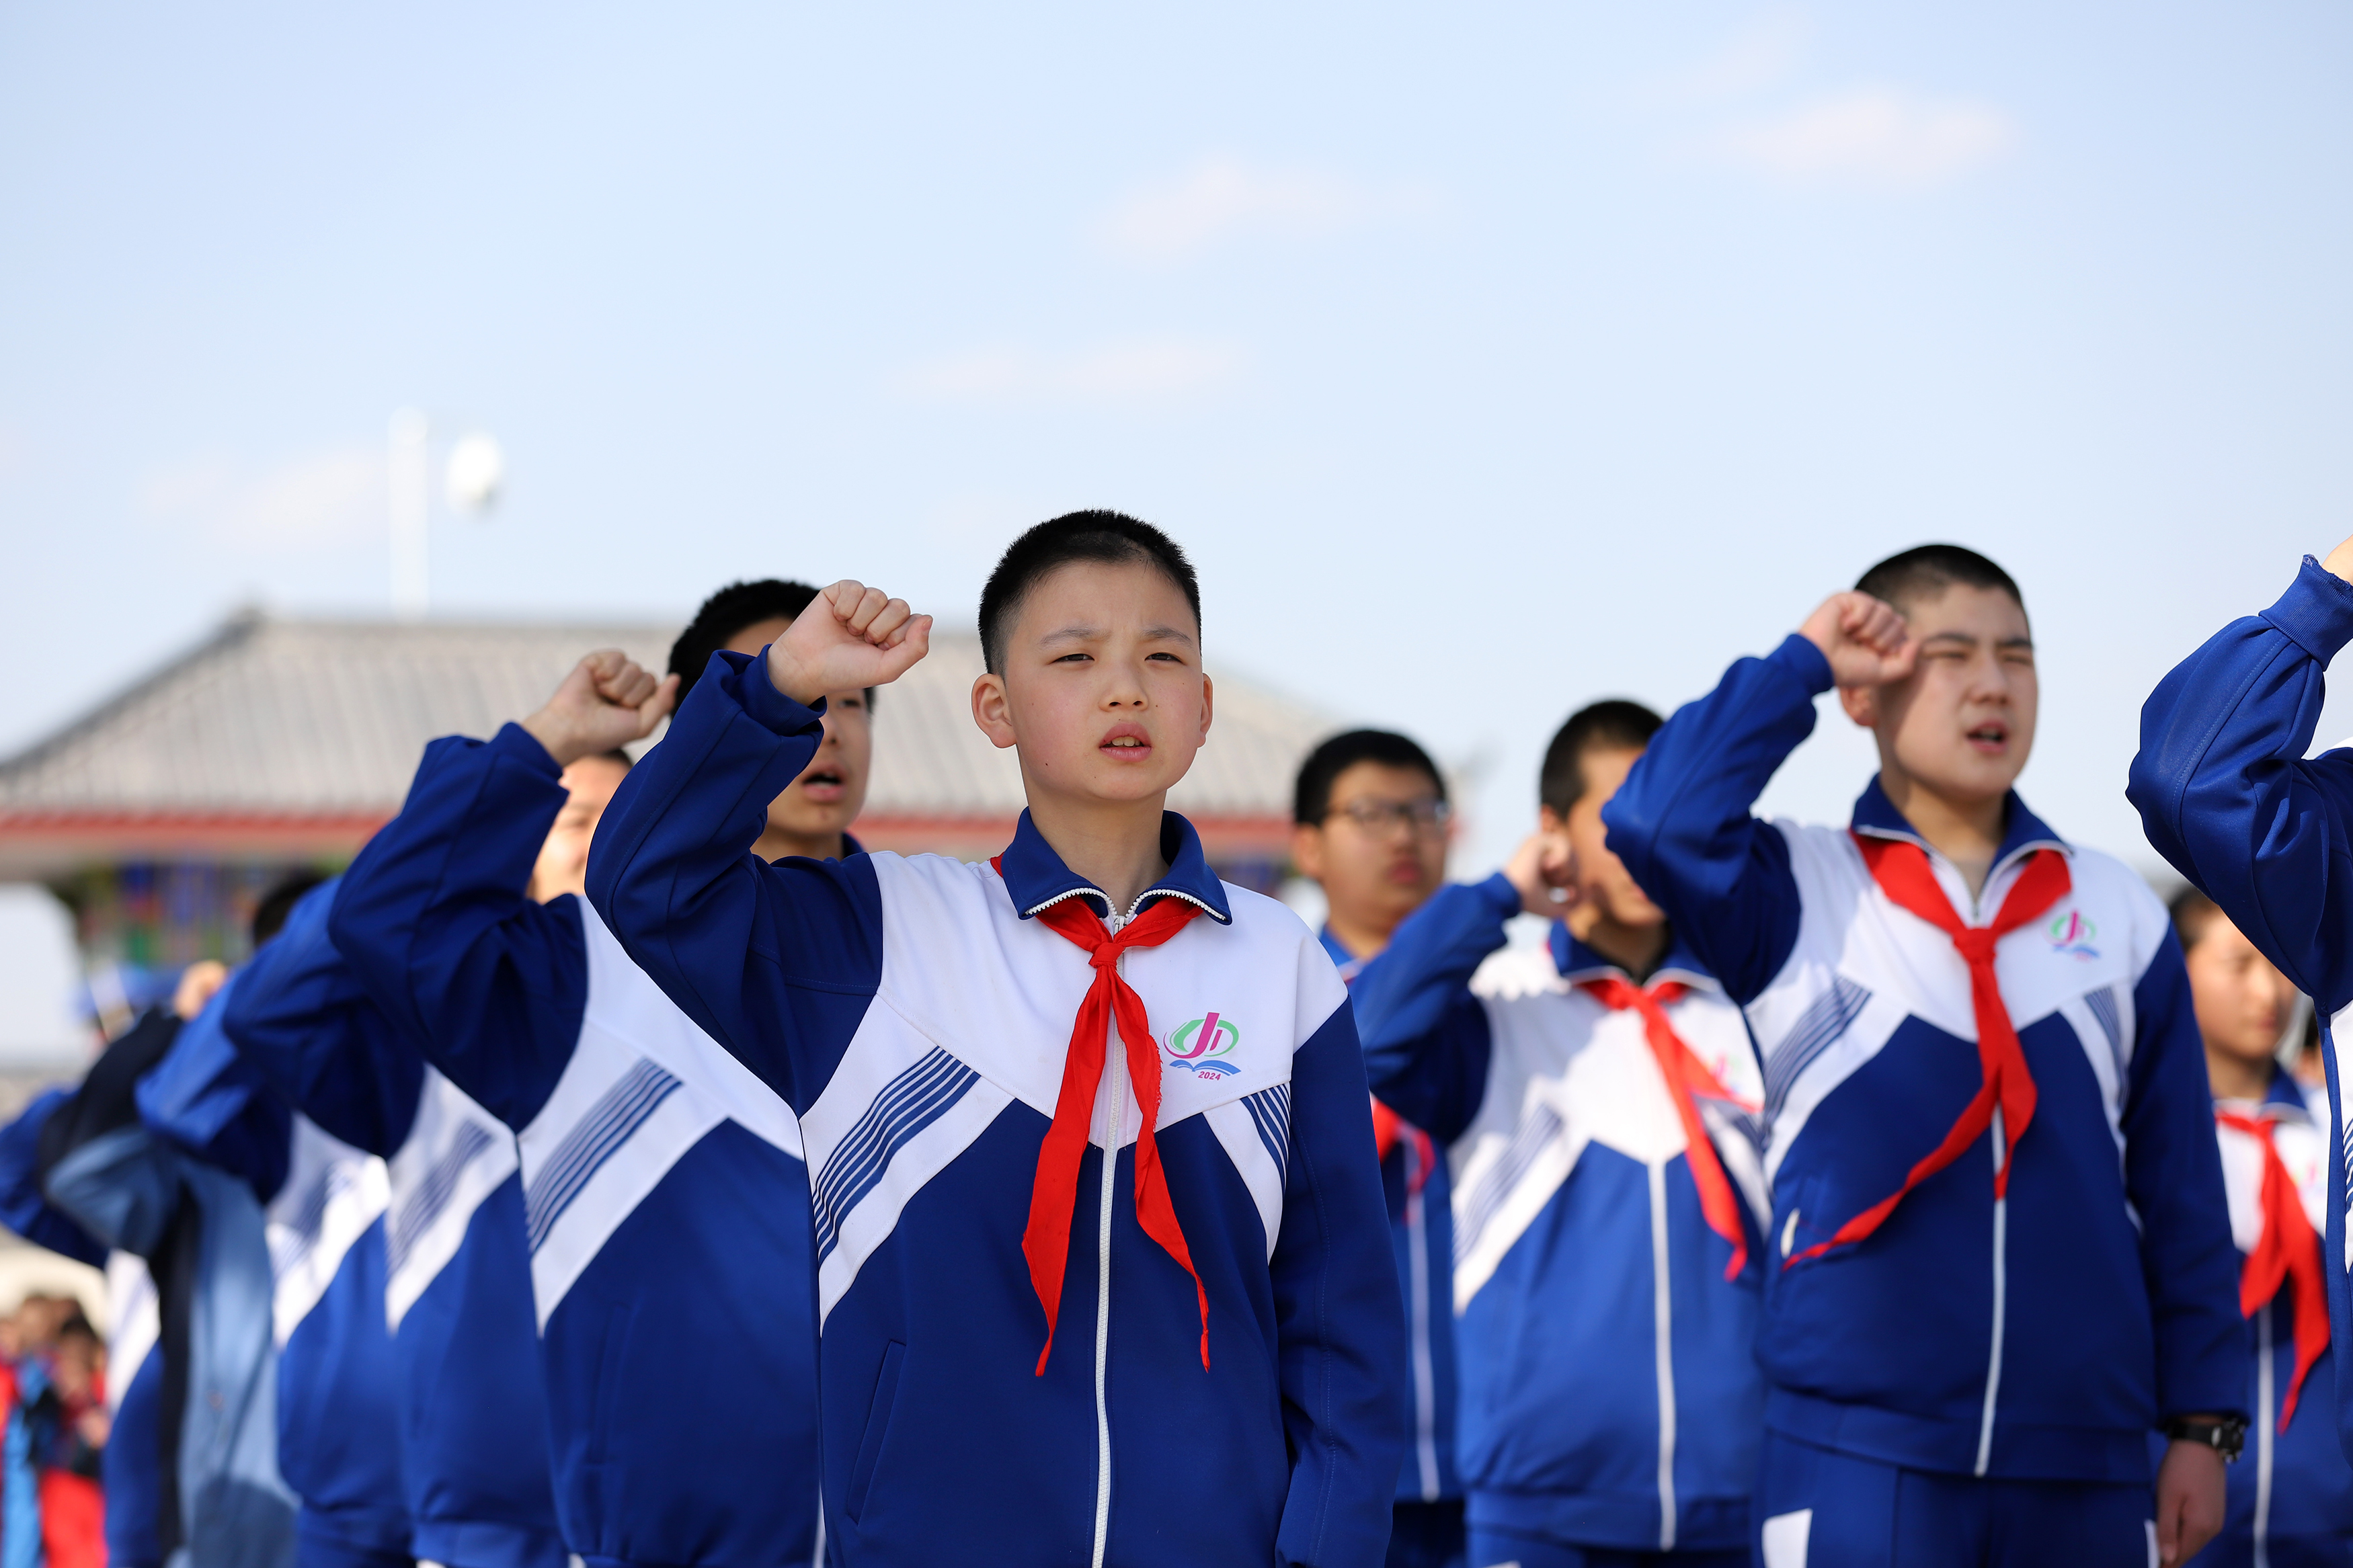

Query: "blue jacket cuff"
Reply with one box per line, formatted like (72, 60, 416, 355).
(1474, 870, 1522, 918)
(1767, 632, 1835, 696)
(735, 646, 830, 737)
(489, 722, 563, 778)
(2260, 556, 2353, 665)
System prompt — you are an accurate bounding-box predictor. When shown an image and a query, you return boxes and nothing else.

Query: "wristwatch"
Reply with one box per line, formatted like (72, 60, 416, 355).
(2165, 1415, 2248, 1463)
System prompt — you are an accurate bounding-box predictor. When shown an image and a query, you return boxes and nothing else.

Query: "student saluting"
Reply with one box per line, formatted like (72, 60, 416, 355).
(2130, 535, 2353, 1491)
(1354, 701, 1767, 1568)
(1603, 546, 2244, 1568)
(588, 511, 1406, 1568)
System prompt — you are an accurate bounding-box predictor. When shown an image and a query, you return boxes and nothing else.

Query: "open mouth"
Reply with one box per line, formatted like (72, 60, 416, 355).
(1100, 723, 1153, 761)
(799, 768, 847, 803)
(1965, 722, 2009, 754)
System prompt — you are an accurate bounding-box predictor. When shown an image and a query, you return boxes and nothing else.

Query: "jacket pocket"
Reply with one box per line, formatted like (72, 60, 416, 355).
(844, 1341, 905, 1525)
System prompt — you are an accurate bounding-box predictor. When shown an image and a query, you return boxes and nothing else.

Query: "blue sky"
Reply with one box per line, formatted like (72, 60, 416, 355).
(3, 0, 2350, 961)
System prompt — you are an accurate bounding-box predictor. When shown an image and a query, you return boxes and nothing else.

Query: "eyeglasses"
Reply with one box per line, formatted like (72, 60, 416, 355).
(1328, 798, 1451, 835)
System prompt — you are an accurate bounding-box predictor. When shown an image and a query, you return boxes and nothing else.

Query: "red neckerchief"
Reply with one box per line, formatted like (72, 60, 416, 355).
(2217, 1108, 2329, 1432)
(1785, 834, 2071, 1269)
(1369, 1099, 1435, 1193)
(1581, 976, 1755, 1280)
(1014, 878, 1209, 1374)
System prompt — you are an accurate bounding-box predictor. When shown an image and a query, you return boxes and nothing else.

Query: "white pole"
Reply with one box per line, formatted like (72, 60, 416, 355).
(388, 409, 430, 620)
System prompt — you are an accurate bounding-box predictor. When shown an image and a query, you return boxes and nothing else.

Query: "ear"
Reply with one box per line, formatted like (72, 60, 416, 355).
(1838, 684, 1878, 729)
(1197, 673, 1215, 745)
(970, 672, 1017, 751)
(1289, 822, 1326, 882)
(1538, 804, 1565, 835)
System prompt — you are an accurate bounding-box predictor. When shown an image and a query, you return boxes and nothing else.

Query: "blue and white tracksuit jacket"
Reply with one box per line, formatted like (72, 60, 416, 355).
(0, 1091, 165, 1568)
(325, 723, 824, 1568)
(141, 985, 410, 1568)
(223, 888, 566, 1568)
(44, 994, 299, 1568)
(1323, 930, 1462, 1516)
(2191, 1072, 2353, 1562)
(584, 650, 1406, 1568)
(1352, 875, 1767, 1553)
(1606, 631, 2244, 1482)
(2130, 554, 2353, 1472)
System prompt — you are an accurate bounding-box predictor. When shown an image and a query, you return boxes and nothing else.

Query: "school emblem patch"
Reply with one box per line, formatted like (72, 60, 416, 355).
(1164, 1012, 1240, 1077)
(2047, 911, 2100, 960)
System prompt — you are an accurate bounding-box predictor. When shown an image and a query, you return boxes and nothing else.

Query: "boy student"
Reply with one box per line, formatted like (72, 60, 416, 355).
(665, 577, 875, 860)
(587, 511, 1406, 1568)
(1352, 700, 1767, 1568)
(1291, 730, 1464, 1568)
(2170, 890, 2353, 1565)
(229, 581, 853, 1568)
(134, 899, 415, 1568)
(2129, 537, 2353, 1479)
(318, 628, 832, 1567)
(1603, 544, 2244, 1568)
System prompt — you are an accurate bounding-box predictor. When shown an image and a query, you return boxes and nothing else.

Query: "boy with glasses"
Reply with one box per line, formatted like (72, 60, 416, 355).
(1353, 701, 1768, 1568)
(1293, 731, 1463, 1568)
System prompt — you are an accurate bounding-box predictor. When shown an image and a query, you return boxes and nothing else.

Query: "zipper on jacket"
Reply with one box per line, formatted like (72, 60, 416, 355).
(1974, 1109, 2007, 1477)
(1088, 932, 1130, 1568)
(2255, 1301, 2274, 1568)
(1648, 1160, 1678, 1551)
(1405, 1138, 1440, 1501)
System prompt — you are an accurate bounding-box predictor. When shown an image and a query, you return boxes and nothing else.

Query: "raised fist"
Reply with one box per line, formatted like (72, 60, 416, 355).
(766, 580, 932, 708)
(1798, 591, 1917, 691)
(522, 651, 679, 768)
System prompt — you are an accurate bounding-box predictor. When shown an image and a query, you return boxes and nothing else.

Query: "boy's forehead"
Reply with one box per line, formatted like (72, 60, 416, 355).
(1330, 759, 1440, 802)
(1013, 557, 1199, 641)
(1897, 582, 2030, 640)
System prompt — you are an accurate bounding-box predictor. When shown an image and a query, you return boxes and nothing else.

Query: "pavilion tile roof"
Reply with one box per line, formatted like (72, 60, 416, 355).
(0, 612, 1331, 878)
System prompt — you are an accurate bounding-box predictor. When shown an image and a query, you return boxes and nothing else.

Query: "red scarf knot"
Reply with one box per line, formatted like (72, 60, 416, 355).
(1581, 975, 1755, 1280)
(2217, 1108, 2329, 1434)
(1784, 834, 2071, 1270)
(1014, 882, 1211, 1376)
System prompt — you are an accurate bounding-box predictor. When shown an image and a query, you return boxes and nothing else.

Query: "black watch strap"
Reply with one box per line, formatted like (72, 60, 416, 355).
(2165, 1416, 2248, 1462)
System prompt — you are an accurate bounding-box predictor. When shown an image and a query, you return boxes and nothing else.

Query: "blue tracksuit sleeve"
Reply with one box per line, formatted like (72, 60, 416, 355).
(586, 649, 884, 1114)
(2122, 932, 2251, 1422)
(1350, 875, 1514, 1143)
(221, 878, 423, 1159)
(1601, 633, 1826, 1005)
(0, 1092, 106, 1266)
(136, 979, 292, 1202)
(327, 724, 588, 1130)
(1273, 1000, 1408, 1568)
(2128, 556, 2353, 1013)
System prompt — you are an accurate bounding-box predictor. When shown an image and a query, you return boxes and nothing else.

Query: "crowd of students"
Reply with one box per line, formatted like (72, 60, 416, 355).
(5, 511, 2353, 1568)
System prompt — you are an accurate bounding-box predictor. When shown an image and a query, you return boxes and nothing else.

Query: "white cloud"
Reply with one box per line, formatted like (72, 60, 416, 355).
(141, 446, 383, 548)
(1710, 86, 2018, 190)
(1643, 10, 1809, 106)
(898, 337, 1246, 405)
(1094, 157, 1433, 263)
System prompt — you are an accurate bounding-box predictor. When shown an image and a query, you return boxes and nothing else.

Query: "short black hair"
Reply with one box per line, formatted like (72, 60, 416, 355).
(668, 580, 821, 706)
(252, 871, 328, 947)
(1540, 700, 1665, 817)
(1854, 545, 2024, 617)
(2169, 885, 2223, 952)
(1293, 731, 1446, 826)
(978, 511, 1200, 674)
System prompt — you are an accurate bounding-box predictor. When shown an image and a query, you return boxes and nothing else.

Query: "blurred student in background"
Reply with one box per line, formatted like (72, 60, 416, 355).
(1355, 702, 1766, 1568)
(2172, 889, 2353, 1567)
(1292, 730, 1464, 1568)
